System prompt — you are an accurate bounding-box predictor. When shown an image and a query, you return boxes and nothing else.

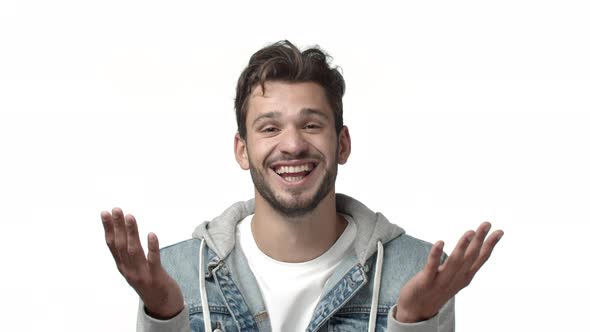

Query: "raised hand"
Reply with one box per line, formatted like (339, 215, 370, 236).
(101, 208, 184, 319)
(395, 222, 503, 323)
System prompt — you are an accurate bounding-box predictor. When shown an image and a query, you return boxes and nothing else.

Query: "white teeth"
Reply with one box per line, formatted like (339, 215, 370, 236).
(275, 163, 313, 174)
(284, 176, 305, 182)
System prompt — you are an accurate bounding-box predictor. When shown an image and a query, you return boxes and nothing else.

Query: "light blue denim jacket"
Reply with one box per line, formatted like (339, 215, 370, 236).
(137, 194, 454, 332)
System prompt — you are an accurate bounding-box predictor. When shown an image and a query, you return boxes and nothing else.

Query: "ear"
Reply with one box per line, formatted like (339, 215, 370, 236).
(234, 132, 250, 170)
(337, 126, 351, 165)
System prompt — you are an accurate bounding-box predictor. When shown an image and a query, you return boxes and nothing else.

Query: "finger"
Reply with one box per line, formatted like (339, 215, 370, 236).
(440, 230, 475, 274)
(469, 229, 503, 276)
(101, 211, 120, 263)
(112, 207, 129, 265)
(462, 222, 492, 267)
(147, 232, 162, 270)
(423, 241, 444, 282)
(125, 214, 147, 269)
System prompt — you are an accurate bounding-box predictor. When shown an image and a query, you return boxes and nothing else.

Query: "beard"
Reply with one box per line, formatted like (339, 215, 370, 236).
(248, 153, 338, 219)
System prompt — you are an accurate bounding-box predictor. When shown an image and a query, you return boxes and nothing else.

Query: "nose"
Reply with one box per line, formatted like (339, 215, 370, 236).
(278, 126, 309, 158)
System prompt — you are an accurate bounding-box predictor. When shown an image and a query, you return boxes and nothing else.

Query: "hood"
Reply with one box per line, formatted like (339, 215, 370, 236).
(192, 193, 405, 265)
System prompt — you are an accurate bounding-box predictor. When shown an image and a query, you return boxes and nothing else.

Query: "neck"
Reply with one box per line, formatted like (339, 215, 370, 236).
(251, 192, 347, 263)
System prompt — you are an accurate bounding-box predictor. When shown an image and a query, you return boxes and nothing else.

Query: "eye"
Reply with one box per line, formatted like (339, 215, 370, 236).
(261, 126, 279, 133)
(304, 123, 321, 130)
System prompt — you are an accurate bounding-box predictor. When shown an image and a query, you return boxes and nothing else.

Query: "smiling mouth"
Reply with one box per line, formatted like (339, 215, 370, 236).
(272, 163, 316, 183)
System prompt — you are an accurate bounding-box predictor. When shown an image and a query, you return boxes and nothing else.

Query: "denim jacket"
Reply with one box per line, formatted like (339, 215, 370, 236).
(137, 194, 454, 332)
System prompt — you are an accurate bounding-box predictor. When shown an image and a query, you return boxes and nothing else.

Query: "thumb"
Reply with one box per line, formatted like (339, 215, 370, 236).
(423, 241, 444, 282)
(147, 232, 162, 269)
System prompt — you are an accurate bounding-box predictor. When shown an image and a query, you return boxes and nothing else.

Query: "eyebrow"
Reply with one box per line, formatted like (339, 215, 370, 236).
(252, 108, 329, 126)
(301, 108, 329, 120)
(252, 111, 281, 126)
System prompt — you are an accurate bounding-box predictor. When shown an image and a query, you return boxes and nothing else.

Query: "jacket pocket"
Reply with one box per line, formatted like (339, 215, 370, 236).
(328, 313, 387, 332)
(189, 311, 238, 332)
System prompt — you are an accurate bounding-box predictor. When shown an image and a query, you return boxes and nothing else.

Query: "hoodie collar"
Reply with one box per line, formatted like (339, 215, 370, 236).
(192, 193, 404, 265)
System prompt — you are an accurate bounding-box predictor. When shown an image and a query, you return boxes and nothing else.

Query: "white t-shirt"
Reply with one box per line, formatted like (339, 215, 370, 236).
(236, 214, 356, 332)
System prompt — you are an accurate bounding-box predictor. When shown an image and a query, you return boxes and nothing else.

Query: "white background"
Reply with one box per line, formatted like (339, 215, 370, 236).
(1, 1, 589, 331)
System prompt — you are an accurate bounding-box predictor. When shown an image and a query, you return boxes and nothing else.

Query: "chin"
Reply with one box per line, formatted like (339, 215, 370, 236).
(264, 188, 330, 218)
(250, 160, 337, 218)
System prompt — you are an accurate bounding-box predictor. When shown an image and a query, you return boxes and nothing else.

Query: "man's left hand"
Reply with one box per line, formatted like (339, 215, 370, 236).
(395, 222, 503, 323)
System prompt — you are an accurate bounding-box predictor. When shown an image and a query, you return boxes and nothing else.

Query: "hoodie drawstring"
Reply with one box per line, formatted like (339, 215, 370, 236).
(368, 241, 384, 332)
(199, 239, 213, 332)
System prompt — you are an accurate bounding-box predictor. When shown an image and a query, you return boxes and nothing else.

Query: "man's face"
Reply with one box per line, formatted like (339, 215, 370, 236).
(234, 81, 350, 218)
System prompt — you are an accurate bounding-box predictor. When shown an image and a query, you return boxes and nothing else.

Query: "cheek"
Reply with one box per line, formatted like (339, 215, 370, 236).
(247, 142, 274, 166)
(311, 138, 338, 160)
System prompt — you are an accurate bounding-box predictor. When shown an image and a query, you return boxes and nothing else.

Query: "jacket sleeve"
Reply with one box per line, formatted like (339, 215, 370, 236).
(387, 297, 455, 332)
(136, 299, 190, 332)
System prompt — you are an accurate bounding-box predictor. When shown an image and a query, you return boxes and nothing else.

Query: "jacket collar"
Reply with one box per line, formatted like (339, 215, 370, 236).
(192, 193, 404, 265)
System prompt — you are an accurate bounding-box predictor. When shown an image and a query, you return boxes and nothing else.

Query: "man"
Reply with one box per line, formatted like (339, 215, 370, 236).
(101, 40, 503, 332)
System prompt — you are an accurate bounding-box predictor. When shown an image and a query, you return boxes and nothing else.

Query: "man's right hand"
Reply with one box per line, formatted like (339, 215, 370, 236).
(101, 208, 184, 319)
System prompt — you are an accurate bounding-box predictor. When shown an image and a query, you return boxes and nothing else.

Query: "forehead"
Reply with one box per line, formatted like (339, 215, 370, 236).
(246, 81, 332, 122)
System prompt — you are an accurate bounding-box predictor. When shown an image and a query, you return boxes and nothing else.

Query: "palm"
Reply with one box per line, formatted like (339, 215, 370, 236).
(395, 222, 503, 323)
(101, 208, 184, 319)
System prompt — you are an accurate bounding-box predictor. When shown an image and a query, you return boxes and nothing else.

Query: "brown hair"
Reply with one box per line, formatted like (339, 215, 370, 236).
(234, 40, 345, 139)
